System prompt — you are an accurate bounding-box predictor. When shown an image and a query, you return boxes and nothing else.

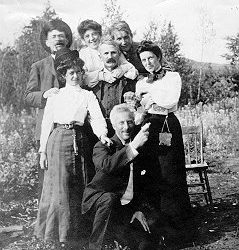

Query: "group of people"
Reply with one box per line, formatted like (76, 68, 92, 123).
(24, 18, 194, 250)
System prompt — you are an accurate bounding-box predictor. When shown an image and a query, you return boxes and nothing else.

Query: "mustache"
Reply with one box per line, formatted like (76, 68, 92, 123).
(55, 41, 65, 46)
(106, 58, 116, 63)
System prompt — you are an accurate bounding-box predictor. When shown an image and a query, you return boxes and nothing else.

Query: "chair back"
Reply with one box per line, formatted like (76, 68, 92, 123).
(182, 123, 205, 167)
(182, 122, 213, 205)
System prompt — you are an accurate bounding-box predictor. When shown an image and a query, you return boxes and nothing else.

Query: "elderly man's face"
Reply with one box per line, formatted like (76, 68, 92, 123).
(99, 44, 120, 71)
(46, 29, 68, 53)
(113, 111, 135, 142)
(112, 30, 133, 52)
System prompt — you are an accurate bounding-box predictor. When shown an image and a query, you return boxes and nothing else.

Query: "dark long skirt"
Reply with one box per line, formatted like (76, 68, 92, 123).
(141, 113, 192, 230)
(34, 125, 94, 242)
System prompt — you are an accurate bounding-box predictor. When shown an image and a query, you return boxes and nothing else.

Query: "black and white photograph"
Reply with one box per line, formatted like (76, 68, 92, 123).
(0, 0, 239, 249)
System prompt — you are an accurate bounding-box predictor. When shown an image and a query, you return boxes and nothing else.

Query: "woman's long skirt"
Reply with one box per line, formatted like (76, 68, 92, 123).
(34, 125, 94, 242)
(141, 113, 192, 229)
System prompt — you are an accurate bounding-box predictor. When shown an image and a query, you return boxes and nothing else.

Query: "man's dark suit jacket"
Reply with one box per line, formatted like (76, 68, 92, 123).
(122, 42, 148, 75)
(24, 56, 59, 140)
(82, 134, 145, 214)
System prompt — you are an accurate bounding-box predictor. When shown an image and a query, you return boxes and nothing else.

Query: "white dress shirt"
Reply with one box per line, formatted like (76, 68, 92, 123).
(39, 85, 107, 152)
(120, 141, 139, 205)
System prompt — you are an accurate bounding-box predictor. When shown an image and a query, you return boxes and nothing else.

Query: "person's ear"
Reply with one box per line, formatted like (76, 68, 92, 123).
(45, 39, 50, 48)
(111, 123, 116, 130)
(98, 46, 102, 54)
(64, 38, 68, 46)
(98, 51, 102, 60)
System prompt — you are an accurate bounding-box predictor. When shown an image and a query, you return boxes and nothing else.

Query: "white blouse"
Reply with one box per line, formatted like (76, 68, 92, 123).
(39, 85, 108, 152)
(136, 72, 182, 112)
(79, 46, 102, 72)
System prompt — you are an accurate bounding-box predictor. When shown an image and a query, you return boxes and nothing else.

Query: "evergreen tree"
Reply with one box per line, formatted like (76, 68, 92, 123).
(159, 22, 181, 71)
(0, 47, 19, 111)
(143, 20, 160, 42)
(101, 0, 125, 34)
(223, 33, 239, 66)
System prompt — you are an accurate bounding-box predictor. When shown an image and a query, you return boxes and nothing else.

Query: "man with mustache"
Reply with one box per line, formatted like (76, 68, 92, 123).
(92, 38, 137, 137)
(77, 19, 138, 89)
(24, 19, 72, 201)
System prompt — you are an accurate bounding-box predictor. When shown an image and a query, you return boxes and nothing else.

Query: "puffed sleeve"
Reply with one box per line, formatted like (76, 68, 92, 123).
(135, 78, 147, 97)
(150, 72, 182, 109)
(87, 91, 108, 138)
(84, 70, 103, 88)
(79, 48, 89, 72)
(79, 47, 104, 88)
(39, 97, 54, 152)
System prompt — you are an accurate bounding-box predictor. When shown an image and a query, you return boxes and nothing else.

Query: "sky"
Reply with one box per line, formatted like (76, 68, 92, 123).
(0, 0, 239, 64)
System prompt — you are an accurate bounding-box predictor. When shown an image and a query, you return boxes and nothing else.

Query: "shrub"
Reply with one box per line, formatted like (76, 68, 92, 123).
(177, 97, 239, 166)
(0, 108, 38, 202)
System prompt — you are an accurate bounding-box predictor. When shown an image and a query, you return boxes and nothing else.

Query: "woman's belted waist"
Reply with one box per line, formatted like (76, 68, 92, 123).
(54, 122, 83, 130)
(54, 123, 85, 169)
(148, 104, 177, 115)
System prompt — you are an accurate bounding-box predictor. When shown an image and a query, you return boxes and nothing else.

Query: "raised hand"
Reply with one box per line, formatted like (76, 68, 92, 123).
(130, 122, 150, 150)
(100, 135, 113, 147)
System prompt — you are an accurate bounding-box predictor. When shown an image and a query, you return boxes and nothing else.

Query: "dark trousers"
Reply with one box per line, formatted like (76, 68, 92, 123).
(88, 192, 159, 250)
(88, 192, 118, 250)
(110, 204, 159, 250)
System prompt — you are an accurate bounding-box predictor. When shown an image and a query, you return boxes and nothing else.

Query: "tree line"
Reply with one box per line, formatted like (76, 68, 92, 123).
(0, 2, 238, 114)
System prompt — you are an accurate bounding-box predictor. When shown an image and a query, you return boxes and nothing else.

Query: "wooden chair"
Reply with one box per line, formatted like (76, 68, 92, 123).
(182, 123, 213, 206)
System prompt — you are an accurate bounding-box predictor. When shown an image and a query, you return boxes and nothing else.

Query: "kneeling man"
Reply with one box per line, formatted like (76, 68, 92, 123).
(82, 104, 159, 250)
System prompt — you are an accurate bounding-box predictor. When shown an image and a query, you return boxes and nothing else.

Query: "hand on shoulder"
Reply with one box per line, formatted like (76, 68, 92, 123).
(43, 87, 60, 99)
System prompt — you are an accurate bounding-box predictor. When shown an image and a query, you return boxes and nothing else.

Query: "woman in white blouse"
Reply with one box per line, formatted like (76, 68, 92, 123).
(35, 48, 110, 247)
(77, 19, 138, 88)
(135, 41, 193, 246)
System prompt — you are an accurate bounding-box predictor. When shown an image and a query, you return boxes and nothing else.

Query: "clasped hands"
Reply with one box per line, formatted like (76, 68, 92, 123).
(102, 66, 125, 83)
(135, 90, 154, 111)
